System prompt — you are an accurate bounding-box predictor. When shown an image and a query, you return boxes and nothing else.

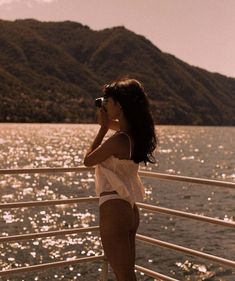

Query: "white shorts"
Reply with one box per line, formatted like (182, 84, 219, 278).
(99, 194, 134, 208)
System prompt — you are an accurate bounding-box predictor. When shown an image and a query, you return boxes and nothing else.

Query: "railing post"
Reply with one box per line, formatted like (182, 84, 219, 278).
(101, 256, 108, 281)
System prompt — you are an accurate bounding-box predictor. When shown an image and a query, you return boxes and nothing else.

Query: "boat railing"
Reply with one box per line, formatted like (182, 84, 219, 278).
(0, 167, 235, 281)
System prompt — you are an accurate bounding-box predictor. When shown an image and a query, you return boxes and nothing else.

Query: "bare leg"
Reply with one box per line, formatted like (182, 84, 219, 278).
(99, 199, 139, 281)
(129, 204, 140, 269)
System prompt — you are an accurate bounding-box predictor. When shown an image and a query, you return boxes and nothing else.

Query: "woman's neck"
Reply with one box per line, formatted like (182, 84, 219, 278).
(119, 115, 129, 133)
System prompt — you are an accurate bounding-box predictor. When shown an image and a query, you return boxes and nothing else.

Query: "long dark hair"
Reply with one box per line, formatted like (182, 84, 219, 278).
(103, 78, 157, 165)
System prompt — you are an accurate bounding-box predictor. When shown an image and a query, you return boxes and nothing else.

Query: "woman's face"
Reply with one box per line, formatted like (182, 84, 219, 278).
(104, 97, 121, 120)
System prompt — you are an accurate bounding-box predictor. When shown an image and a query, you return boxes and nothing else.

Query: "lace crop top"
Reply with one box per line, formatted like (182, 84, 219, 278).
(95, 132, 145, 205)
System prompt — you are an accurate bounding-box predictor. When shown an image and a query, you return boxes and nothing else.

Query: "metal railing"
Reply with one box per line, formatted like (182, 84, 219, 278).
(0, 166, 235, 281)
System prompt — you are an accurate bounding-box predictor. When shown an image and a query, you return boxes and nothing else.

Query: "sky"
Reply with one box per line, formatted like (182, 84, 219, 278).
(0, 0, 235, 78)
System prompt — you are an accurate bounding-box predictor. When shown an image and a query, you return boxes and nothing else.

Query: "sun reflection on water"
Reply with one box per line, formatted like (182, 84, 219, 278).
(0, 124, 234, 280)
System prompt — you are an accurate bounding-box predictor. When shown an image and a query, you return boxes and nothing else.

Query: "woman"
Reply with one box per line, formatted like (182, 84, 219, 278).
(84, 78, 157, 281)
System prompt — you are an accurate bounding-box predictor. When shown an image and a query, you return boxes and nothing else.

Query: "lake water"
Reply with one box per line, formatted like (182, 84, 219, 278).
(0, 124, 234, 281)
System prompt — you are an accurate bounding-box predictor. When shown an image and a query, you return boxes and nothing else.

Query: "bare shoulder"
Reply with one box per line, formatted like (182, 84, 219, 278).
(110, 131, 130, 144)
(109, 132, 130, 158)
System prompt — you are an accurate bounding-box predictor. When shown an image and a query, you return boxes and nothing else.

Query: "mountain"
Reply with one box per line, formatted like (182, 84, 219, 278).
(0, 19, 234, 125)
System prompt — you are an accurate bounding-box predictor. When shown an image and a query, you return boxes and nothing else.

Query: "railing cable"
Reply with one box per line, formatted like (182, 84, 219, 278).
(0, 226, 99, 243)
(0, 255, 104, 277)
(135, 265, 180, 281)
(0, 166, 234, 188)
(0, 197, 98, 209)
(139, 171, 235, 189)
(137, 234, 235, 268)
(137, 202, 235, 228)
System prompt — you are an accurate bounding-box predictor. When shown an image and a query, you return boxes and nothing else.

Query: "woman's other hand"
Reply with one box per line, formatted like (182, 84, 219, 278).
(97, 108, 109, 131)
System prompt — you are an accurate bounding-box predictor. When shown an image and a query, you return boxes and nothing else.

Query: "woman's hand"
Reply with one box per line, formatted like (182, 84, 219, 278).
(97, 108, 109, 131)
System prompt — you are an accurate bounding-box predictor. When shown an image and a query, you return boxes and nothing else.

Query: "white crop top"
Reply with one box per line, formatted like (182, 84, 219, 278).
(95, 132, 145, 205)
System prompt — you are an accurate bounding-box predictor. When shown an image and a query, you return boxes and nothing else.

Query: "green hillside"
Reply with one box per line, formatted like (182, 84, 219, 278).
(0, 19, 234, 125)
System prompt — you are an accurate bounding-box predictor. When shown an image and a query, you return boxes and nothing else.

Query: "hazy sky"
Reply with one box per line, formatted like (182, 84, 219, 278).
(0, 0, 234, 78)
